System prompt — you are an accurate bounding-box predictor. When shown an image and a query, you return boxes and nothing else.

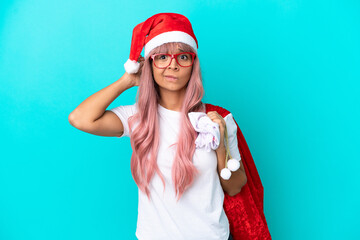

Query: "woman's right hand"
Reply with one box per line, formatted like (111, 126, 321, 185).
(124, 55, 145, 87)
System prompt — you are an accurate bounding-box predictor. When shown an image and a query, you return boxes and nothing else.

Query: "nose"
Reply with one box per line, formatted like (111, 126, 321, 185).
(168, 56, 179, 69)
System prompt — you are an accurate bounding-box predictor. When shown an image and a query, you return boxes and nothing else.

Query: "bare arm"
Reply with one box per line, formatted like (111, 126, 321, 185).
(216, 145, 247, 196)
(68, 56, 143, 137)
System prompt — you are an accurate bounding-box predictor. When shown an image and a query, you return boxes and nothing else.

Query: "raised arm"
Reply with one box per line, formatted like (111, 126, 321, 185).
(68, 63, 142, 137)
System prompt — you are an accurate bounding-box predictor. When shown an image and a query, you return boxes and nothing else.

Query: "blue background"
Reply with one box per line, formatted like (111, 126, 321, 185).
(1, 0, 359, 239)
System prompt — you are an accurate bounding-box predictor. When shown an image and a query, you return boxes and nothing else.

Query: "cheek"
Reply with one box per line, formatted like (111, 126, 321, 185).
(152, 68, 164, 84)
(181, 68, 193, 80)
(151, 64, 159, 76)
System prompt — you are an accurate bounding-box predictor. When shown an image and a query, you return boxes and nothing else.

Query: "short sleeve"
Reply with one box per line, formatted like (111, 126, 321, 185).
(224, 113, 242, 161)
(109, 104, 137, 138)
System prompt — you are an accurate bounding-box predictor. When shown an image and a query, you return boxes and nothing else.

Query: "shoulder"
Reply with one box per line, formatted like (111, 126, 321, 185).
(109, 103, 138, 117)
(111, 102, 137, 111)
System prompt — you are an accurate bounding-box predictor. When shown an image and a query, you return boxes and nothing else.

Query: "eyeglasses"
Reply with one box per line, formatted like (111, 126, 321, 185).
(150, 52, 196, 69)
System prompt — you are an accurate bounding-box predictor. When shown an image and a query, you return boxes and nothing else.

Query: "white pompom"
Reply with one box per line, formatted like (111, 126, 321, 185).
(124, 59, 140, 74)
(220, 168, 231, 180)
(227, 158, 240, 171)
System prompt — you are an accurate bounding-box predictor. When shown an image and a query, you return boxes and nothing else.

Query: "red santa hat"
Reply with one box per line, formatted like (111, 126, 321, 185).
(124, 13, 199, 74)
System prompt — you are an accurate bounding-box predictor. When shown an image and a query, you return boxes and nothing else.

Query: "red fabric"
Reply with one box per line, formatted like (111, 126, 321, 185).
(205, 103, 272, 240)
(129, 13, 198, 62)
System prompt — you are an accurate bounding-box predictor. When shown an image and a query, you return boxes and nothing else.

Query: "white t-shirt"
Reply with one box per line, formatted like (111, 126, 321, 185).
(109, 103, 241, 240)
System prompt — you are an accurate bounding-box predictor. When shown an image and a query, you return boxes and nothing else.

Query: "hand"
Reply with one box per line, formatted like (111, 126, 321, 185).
(207, 111, 226, 149)
(124, 55, 145, 87)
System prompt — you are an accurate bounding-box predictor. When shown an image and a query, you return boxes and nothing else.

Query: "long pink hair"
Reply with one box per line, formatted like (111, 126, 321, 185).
(127, 42, 205, 202)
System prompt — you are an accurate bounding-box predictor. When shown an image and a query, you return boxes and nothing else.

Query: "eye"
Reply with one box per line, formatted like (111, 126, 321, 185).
(159, 54, 168, 59)
(180, 54, 188, 60)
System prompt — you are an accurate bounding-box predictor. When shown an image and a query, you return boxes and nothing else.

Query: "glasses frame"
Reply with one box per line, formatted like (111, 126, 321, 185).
(150, 52, 196, 69)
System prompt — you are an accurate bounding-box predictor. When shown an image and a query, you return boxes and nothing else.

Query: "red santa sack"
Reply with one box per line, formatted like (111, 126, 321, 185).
(205, 103, 272, 240)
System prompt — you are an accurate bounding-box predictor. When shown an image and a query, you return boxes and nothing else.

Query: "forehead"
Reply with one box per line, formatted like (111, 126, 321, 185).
(167, 43, 186, 53)
(168, 48, 185, 54)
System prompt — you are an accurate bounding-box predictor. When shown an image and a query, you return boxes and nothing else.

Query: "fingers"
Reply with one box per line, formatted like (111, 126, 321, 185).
(136, 55, 145, 75)
(207, 111, 225, 126)
(207, 111, 220, 119)
(137, 55, 145, 62)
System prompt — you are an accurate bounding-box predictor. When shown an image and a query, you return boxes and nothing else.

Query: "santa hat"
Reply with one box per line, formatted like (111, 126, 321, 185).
(124, 13, 199, 74)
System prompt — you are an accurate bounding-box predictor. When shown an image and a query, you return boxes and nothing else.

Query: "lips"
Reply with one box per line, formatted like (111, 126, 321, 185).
(164, 75, 178, 80)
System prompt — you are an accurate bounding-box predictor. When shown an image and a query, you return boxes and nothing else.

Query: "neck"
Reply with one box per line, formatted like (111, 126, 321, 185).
(158, 88, 186, 112)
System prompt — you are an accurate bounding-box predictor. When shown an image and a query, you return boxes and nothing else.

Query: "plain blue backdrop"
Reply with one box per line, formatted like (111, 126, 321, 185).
(1, 0, 359, 239)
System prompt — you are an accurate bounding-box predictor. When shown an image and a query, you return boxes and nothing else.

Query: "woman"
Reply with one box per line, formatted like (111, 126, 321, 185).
(69, 13, 253, 240)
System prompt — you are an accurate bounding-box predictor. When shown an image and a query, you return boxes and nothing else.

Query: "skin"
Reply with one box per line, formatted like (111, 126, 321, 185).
(151, 47, 193, 112)
(148, 45, 247, 196)
(208, 112, 247, 196)
(149, 46, 228, 147)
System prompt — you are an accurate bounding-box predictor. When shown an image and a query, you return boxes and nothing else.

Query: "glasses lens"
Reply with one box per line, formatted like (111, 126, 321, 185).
(154, 54, 170, 68)
(153, 53, 194, 68)
(176, 53, 193, 67)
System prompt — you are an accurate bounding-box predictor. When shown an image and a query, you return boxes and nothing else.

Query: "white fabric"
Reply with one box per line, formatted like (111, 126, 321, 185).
(188, 112, 220, 152)
(144, 31, 198, 58)
(109, 103, 241, 240)
(124, 58, 140, 74)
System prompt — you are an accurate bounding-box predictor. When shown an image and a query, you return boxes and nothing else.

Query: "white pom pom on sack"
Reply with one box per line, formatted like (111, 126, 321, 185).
(124, 59, 140, 74)
(220, 168, 232, 180)
(227, 159, 241, 171)
(218, 116, 242, 180)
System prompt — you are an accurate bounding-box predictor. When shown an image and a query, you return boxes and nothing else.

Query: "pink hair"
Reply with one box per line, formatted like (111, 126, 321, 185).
(128, 42, 205, 202)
